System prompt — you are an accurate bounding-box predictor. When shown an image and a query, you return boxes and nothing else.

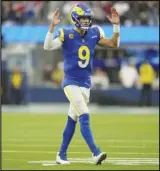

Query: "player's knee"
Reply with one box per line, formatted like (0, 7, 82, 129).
(68, 113, 78, 122)
(74, 99, 83, 109)
(74, 100, 89, 115)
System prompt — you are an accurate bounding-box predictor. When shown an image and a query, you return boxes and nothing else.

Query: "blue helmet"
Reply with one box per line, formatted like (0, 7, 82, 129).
(70, 4, 92, 31)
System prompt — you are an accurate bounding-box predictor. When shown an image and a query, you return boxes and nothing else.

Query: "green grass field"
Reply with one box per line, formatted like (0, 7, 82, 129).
(2, 113, 159, 170)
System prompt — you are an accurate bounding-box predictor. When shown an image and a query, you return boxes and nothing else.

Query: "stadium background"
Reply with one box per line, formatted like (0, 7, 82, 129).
(1, 1, 159, 170)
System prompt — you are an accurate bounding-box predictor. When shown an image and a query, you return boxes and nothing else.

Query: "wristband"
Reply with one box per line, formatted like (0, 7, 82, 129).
(113, 24, 120, 33)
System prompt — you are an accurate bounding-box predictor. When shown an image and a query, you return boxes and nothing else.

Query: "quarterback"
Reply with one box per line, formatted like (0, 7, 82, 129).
(44, 3, 120, 165)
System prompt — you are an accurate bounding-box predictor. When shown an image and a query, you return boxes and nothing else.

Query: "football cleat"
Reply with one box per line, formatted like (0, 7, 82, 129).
(56, 152, 70, 165)
(92, 152, 107, 165)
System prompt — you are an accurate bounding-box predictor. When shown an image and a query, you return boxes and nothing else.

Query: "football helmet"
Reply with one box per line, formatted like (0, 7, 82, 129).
(70, 4, 93, 31)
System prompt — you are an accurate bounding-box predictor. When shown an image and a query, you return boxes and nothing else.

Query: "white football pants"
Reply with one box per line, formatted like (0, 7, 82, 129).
(64, 85, 90, 121)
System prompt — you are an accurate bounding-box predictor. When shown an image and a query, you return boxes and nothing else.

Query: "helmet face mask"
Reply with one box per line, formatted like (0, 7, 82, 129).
(71, 4, 92, 31)
(77, 16, 92, 31)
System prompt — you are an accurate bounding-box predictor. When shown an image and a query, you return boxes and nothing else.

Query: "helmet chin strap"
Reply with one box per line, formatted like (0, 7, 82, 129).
(80, 20, 92, 31)
(80, 26, 89, 31)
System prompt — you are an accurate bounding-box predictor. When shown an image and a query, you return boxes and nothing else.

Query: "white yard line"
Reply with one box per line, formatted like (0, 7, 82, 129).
(2, 144, 159, 149)
(3, 138, 159, 143)
(107, 145, 159, 149)
(2, 150, 159, 155)
(2, 144, 84, 147)
(3, 158, 27, 161)
(27, 157, 159, 166)
(3, 158, 159, 161)
(3, 157, 159, 166)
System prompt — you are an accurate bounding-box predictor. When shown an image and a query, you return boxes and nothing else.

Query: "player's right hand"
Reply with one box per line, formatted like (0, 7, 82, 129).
(106, 7, 120, 25)
(51, 8, 61, 27)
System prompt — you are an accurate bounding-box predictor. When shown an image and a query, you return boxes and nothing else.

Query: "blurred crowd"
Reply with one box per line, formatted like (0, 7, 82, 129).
(43, 59, 159, 91)
(62, 1, 159, 26)
(42, 58, 159, 105)
(2, 1, 159, 26)
(43, 61, 64, 88)
(2, 1, 47, 25)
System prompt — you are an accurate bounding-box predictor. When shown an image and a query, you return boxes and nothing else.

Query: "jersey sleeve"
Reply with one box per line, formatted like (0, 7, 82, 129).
(55, 28, 65, 44)
(96, 26, 105, 41)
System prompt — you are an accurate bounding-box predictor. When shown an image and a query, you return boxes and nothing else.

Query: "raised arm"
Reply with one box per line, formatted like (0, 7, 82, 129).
(44, 8, 62, 50)
(98, 8, 120, 48)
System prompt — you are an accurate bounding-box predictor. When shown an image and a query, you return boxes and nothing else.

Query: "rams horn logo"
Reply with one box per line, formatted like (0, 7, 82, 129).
(69, 34, 74, 39)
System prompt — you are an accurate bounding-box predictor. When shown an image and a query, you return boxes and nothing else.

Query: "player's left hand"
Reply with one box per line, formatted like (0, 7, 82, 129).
(106, 7, 120, 25)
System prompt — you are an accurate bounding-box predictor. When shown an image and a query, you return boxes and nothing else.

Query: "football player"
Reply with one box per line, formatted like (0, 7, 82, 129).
(44, 3, 120, 165)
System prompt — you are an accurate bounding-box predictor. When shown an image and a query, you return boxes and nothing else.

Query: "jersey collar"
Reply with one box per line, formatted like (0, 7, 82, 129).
(74, 27, 87, 37)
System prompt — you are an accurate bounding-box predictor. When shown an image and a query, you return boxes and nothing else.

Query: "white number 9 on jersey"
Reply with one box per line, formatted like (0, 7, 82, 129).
(78, 46, 90, 68)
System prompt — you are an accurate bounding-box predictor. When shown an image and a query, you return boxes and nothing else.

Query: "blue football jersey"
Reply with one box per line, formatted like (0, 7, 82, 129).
(55, 26, 104, 88)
